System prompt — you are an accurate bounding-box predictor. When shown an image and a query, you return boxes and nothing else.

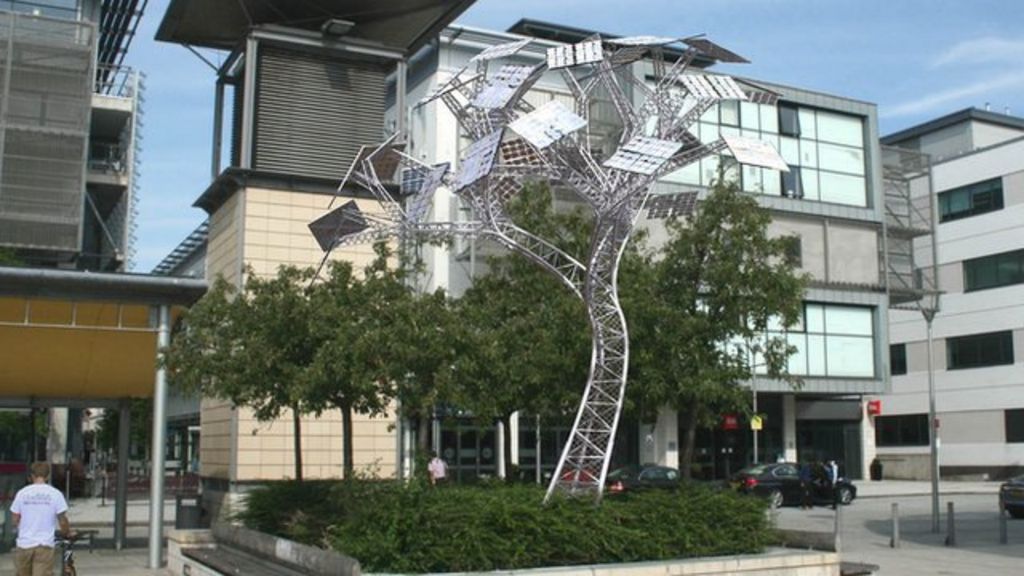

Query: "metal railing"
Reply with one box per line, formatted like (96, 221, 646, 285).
(95, 63, 136, 97)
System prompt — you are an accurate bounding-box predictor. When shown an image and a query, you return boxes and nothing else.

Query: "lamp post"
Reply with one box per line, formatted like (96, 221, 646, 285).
(924, 308, 940, 533)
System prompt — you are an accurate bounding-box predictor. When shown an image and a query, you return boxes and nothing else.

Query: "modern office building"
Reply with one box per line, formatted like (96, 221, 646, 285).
(0, 0, 143, 271)
(877, 108, 1024, 480)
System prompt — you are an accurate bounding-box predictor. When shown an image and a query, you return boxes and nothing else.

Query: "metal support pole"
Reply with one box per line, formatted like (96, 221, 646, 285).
(211, 79, 224, 180)
(945, 501, 956, 547)
(496, 420, 506, 479)
(890, 502, 900, 548)
(114, 398, 130, 550)
(535, 415, 542, 485)
(395, 59, 408, 140)
(926, 313, 940, 533)
(239, 37, 258, 169)
(148, 305, 171, 569)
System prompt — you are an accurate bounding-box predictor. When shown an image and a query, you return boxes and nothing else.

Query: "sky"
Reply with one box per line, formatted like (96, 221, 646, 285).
(125, 0, 1024, 272)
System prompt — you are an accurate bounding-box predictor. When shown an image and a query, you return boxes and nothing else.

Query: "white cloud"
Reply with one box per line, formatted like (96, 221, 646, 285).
(882, 71, 1024, 118)
(932, 36, 1024, 67)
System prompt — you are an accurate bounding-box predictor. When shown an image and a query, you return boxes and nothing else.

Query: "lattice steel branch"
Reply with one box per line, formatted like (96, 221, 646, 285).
(310, 33, 789, 503)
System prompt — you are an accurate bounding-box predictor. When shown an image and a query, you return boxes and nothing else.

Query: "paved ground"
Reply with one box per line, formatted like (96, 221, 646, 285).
(776, 483, 1024, 575)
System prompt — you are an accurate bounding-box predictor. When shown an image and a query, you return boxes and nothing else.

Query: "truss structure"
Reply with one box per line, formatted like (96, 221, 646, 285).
(310, 34, 788, 502)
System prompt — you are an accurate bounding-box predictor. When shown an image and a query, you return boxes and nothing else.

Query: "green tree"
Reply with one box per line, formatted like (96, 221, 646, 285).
(305, 245, 404, 476)
(95, 400, 151, 455)
(0, 247, 22, 266)
(451, 185, 592, 477)
(622, 174, 808, 479)
(165, 267, 317, 481)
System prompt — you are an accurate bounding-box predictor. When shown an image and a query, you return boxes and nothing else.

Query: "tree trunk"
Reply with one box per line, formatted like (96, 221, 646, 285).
(502, 414, 515, 482)
(292, 407, 303, 482)
(680, 403, 699, 480)
(341, 404, 354, 477)
(417, 413, 431, 453)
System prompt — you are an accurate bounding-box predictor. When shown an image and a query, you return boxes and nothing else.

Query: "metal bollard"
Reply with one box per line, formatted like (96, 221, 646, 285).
(890, 502, 900, 548)
(999, 505, 1008, 545)
(833, 501, 842, 553)
(945, 501, 956, 547)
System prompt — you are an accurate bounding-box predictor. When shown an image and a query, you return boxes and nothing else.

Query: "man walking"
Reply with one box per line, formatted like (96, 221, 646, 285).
(428, 451, 448, 486)
(11, 462, 72, 576)
(826, 459, 840, 510)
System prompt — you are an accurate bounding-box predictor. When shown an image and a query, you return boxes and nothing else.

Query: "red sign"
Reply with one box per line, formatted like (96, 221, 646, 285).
(722, 414, 739, 430)
(866, 399, 882, 416)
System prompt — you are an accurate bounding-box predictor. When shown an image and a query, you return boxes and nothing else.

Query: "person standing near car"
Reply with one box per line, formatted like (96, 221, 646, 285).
(799, 462, 813, 509)
(826, 459, 840, 509)
(11, 462, 73, 576)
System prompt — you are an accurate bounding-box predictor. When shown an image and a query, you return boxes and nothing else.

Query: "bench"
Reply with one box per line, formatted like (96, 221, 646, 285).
(168, 524, 361, 576)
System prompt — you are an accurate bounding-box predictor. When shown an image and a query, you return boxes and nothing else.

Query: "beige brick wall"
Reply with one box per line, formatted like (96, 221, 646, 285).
(199, 397, 234, 480)
(200, 185, 399, 484)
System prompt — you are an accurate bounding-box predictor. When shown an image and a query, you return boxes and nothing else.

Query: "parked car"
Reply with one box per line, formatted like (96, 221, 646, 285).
(732, 462, 857, 508)
(999, 475, 1024, 518)
(606, 465, 681, 494)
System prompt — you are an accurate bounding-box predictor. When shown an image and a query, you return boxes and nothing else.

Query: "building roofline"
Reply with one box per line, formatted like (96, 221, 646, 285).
(194, 167, 384, 215)
(881, 107, 1024, 145)
(0, 266, 207, 306)
(152, 220, 209, 276)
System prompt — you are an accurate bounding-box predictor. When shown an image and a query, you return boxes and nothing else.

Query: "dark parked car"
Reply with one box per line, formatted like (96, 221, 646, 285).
(999, 475, 1024, 518)
(606, 465, 680, 494)
(732, 462, 857, 508)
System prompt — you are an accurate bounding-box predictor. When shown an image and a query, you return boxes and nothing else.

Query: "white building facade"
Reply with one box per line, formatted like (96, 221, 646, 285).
(879, 108, 1024, 480)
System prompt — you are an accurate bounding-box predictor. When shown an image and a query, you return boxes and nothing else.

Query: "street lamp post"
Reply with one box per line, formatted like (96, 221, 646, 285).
(925, 309, 940, 533)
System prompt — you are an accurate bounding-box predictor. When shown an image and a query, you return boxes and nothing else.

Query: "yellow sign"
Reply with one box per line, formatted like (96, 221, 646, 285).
(751, 415, 763, 431)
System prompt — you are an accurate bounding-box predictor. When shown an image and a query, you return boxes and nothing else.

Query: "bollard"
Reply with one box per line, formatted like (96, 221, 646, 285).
(890, 502, 900, 548)
(945, 501, 956, 547)
(999, 505, 1008, 545)
(833, 501, 842, 553)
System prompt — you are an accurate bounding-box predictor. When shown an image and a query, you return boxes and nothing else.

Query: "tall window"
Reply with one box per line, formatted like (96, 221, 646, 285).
(778, 103, 800, 137)
(774, 303, 875, 378)
(964, 248, 1024, 292)
(1006, 410, 1024, 443)
(875, 414, 929, 447)
(890, 343, 907, 376)
(946, 331, 1014, 370)
(938, 178, 1003, 222)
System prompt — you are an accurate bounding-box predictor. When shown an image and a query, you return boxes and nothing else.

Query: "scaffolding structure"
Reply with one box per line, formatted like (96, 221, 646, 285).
(0, 11, 93, 254)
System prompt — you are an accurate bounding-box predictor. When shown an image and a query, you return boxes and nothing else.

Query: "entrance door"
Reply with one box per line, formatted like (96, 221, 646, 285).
(796, 420, 862, 479)
(440, 421, 498, 483)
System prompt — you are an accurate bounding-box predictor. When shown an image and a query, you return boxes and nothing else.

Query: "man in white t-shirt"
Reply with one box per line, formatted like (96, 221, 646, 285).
(11, 462, 72, 576)
(428, 451, 448, 486)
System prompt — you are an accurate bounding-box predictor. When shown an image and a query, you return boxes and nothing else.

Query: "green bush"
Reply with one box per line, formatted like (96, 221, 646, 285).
(238, 480, 773, 573)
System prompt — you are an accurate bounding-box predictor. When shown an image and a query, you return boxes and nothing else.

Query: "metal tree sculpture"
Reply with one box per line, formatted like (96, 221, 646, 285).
(310, 34, 789, 502)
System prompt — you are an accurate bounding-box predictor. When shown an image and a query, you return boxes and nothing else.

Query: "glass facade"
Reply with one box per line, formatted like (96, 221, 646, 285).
(890, 343, 907, 376)
(758, 303, 876, 378)
(662, 97, 869, 208)
(938, 178, 1003, 222)
(875, 413, 929, 447)
(2, 0, 79, 18)
(946, 330, 1014, 370)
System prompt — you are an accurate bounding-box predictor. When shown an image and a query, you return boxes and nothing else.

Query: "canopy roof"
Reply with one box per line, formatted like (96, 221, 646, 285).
(156, 0, 475, 54)
(0, 267, 206, 401)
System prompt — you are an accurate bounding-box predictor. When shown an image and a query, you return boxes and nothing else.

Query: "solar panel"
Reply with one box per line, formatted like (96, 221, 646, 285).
(500, 139, 542, 166)
(508, 100, 587, 149)
(683, 38, 750, 63)
(455, 130, 503, 191)
(547, 39, 604, 69)
(722, 135, 790, 172)
(603, 136, 683, 175)
(680, 75, 748, 101)
(308, 200, 369, 251)
(645, 191, 698, 219)
(471, 38, 532, 62)
(471, 64, 534, 109)
(405, 162, 450, 222)
(607, 36, 677, 47)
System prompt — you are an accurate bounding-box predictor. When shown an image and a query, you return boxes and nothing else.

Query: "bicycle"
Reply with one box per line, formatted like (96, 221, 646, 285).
(55, 532, 81, 576)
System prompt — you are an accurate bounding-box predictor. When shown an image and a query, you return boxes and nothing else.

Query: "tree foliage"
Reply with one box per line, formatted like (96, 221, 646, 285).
(622, 174, 808, 477)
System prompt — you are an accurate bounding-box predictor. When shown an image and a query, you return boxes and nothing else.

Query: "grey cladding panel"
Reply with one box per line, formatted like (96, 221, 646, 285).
(254, 46, 387, 180)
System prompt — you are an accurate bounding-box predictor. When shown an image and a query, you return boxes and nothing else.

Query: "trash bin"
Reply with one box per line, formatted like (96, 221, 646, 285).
(175, 495, 203, 529)
(869, 458, 883, 481)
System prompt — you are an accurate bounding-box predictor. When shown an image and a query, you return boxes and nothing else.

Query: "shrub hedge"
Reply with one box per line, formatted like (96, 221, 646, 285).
(238, 480, 773, 573)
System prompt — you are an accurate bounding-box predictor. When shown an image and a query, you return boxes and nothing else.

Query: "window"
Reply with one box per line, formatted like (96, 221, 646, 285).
(775, 303, 875, 378)
(1007, 410, 1024, 443)
(964, 249, 1024, 292)
(778, 103, 800, 137)
(938, 178, 1003, 222)
(890, 343, 907, 376)
(875, 414, 929, 447)
(720, 100, 740, 127)
(946, 331, 1014, 370)
(781, 167, 803, 198)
